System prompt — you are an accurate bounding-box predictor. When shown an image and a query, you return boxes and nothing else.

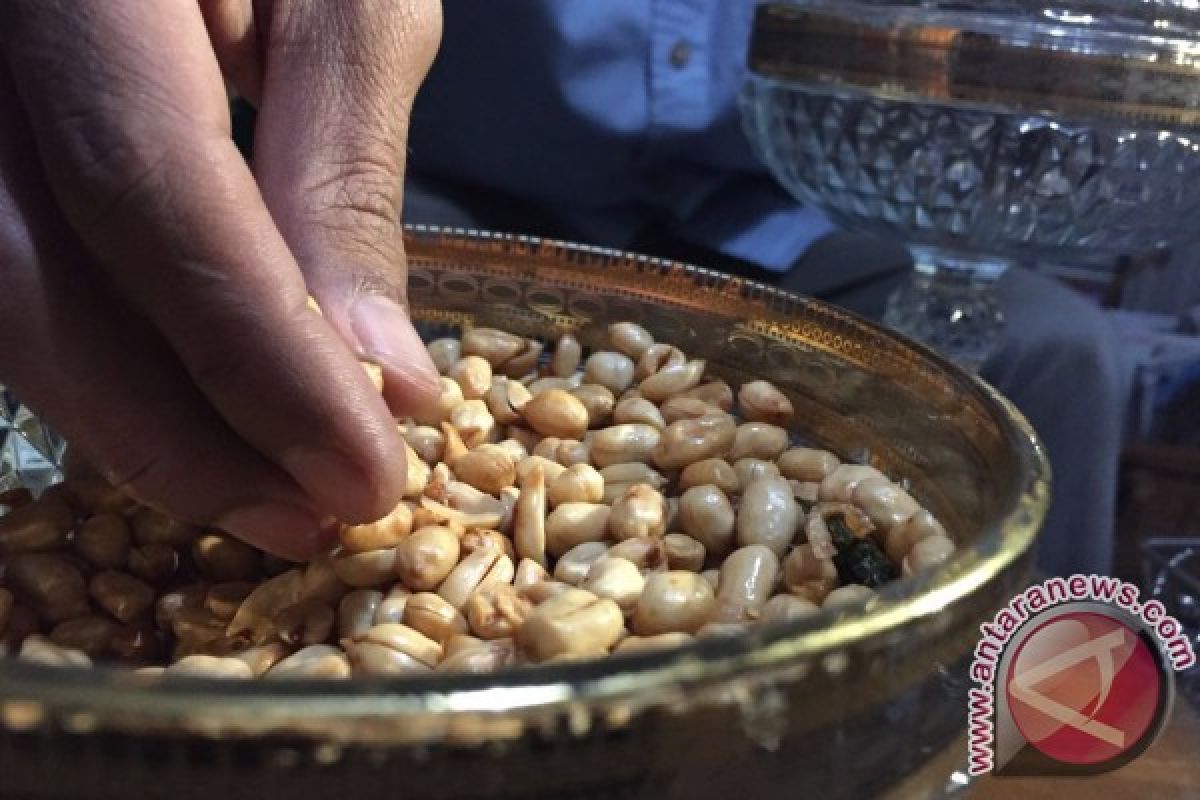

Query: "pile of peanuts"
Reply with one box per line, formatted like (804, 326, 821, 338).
(0, 322, 955, 679)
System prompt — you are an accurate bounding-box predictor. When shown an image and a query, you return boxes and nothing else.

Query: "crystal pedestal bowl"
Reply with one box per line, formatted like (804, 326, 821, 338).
(0, 228, 1047, 800)
(740, 0, 1200, 369)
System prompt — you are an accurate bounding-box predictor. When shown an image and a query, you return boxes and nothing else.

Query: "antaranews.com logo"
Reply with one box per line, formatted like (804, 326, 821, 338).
(968, 574, 1196, 777)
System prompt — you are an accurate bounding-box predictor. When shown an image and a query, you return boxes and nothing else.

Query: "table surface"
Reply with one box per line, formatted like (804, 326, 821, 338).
(970, 696, 1200, 799)
(885, 692, 1200, 800)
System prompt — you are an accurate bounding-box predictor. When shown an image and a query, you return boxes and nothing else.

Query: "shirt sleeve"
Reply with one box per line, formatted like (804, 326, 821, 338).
(668, 177, 836, 272)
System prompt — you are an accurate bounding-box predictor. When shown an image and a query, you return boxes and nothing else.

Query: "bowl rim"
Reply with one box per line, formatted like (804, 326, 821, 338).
(745, 1, 1200, 126)
(0, 226, 1050, 730)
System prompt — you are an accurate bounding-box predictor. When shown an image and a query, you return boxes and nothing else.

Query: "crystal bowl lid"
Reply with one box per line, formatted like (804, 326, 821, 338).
(748, 0, 1200, 125)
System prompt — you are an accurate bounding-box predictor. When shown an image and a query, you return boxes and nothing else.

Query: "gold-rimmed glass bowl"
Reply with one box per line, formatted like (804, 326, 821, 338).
(740, 0, 1200, 369)
(0, 227, 1048, 800)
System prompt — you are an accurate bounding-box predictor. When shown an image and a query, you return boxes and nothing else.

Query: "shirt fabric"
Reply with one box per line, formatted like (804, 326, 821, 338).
(407, 0, 834, 272)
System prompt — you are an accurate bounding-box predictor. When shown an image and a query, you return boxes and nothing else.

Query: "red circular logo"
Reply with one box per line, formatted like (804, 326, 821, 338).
(1005, 611, 1163, 766)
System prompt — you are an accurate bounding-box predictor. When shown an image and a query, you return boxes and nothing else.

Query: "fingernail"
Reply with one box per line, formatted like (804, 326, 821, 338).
(348, 295, 440, 394)
(280, 445, 388, 523)
(216, 502, 329, 562)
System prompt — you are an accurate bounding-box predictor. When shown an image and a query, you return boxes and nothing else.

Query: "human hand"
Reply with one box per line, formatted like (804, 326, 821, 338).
(0, 0, 443, 560)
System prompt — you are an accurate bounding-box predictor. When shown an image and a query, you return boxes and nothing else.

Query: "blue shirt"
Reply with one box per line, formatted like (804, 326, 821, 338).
(407, 1, 834, 271)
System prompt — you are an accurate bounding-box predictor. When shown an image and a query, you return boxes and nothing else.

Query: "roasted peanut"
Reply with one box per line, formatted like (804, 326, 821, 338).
(553, 541, 609, 585)
(729, 423, 789, 462)
(607, 537, 668, 571)
(852, 476, 920, 531)
(403, 425, 447, 466)
(570, 384, 616, 428)
(128, 542, 180, 586)
(274, 599, 335, 647)
(351, 623, 442, 668)
(663, 534, 706, 572)
(581, 557, 645, 612)
(737, 477, 801, 557)
(782, 544, 839, 604)
(615, 632, 693, 654)
(452, 445, 517, 495)
(546, 462, 605, 507)
(448, 355, 493, 400)
(438, 548, 510, 610)
(88, 571, 155, 624)
(0, 493, 73, 555)
(678, 459, 739, 494)
(680, 380, 734, 411)
(732, 458, 781, 488)
(552, 333, 583, 378)
(737, 381, 794, 426)
(427, 338, 462, 373)
(466, 583, 533, 640)
(590, 424, 662, 468)
(635, 344, 686, 381)
(130, 509, 200, 548)
(265, 645, 352, 680)
(192, 534, 259, 583)
(678, 485, 736, 557)
(372, 585, 412, 626)
(632, 571, 715, 635)
(653, 414, 736, 469)
(660, 396, 721, 424)
(403, 592, 469, 643)
(521, 389, 589, 440)
(518, 589, 624, 662)
(74, 513, 132, 570)
(462, 327, 526, 368)
(6, 553, 89, 623)
(884, 509, 948, 564)
(819, 463, 885, 503)
(337, 589, 385, 640)
(49, 615, 120, 658)
(514, 464, 547, 566)
(500, 338, 543, 379)
(608, 484, 667, 541)
(638, 360, 706, 403)
(438, 639, 515, 673)
(823, 584, 877, 610)
(413, 377, 466, 427)
(484, 377, 532, 426)
(514, 557, 550, 589)
(545, 503, 612, 557)
(777, 447, 841, 483)
(608, 322, 654, 359)
(449, 399, 496, 447)
(712, 545, 779, 623)
(394, 526, 460, 591)
(19, 635, 91, 668)
(760, 594, 820, 624)
(903, 535, 956, 576)
(612, 396, 666, 430)
(331, 546, 399, 588)
(339, 501, 413, 553)
(233, 642, 289, 676)
(584, 351, 636, 394)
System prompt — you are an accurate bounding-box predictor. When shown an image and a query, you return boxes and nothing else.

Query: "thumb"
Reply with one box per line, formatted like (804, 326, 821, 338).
(250, 0, 443, 414)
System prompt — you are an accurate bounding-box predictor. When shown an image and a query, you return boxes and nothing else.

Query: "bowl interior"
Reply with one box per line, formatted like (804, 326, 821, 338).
(0, 227, 1049, 743)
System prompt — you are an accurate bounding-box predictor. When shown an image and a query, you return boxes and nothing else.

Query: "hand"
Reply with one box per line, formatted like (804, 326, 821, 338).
(0, 0, 443, 559)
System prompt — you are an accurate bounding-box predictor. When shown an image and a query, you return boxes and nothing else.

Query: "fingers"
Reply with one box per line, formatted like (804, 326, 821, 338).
(0, 69, 326, 560)
(198, 0, 264, 106)
(0, 0, 412, 525)
(252, 0, 442, 413)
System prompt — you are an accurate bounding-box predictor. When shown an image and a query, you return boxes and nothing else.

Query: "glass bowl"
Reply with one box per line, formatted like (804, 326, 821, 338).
(0, 227, 1049, 800)
(740, 0, 1200, 369)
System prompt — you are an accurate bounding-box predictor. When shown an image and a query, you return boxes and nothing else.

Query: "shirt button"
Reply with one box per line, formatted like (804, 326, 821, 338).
(668, 40, 692, 68)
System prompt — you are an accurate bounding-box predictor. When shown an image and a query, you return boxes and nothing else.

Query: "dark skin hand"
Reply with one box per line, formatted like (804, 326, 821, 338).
(0, 0, 443, 560)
